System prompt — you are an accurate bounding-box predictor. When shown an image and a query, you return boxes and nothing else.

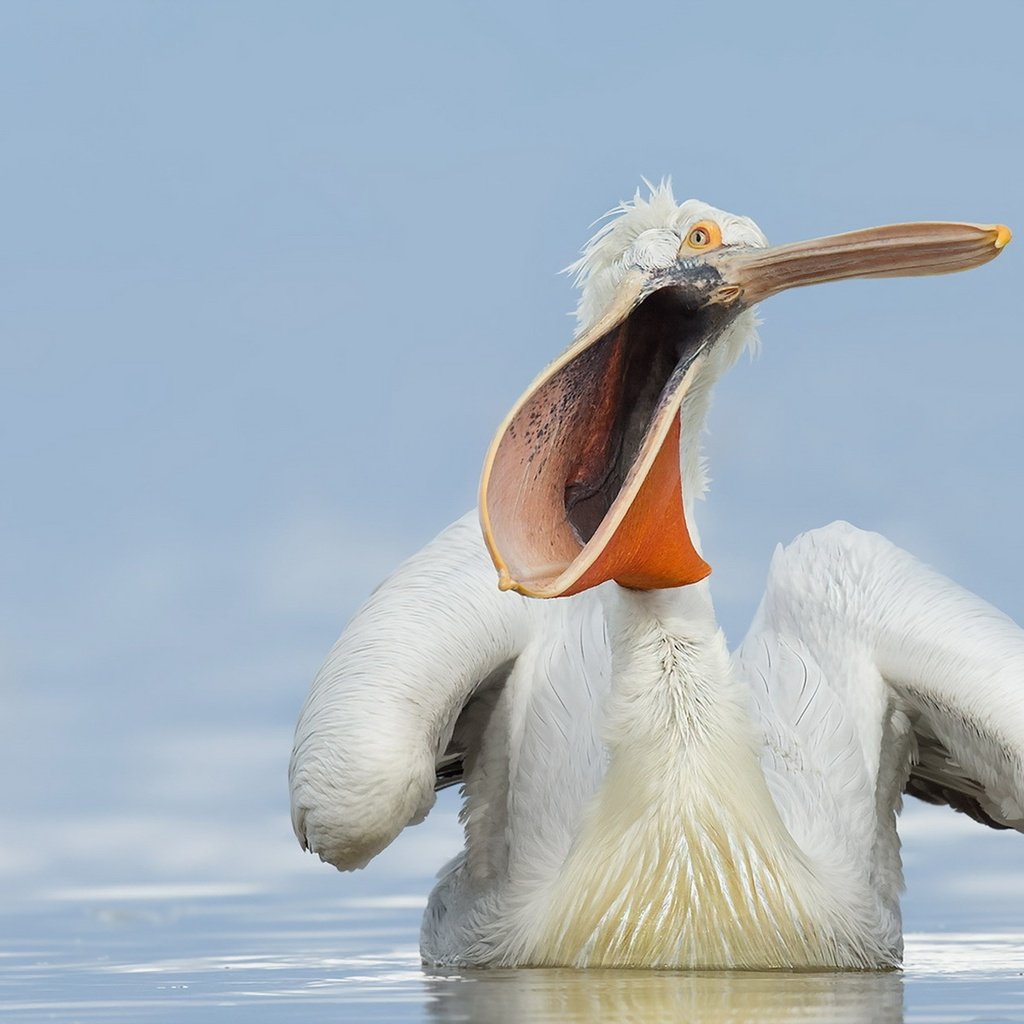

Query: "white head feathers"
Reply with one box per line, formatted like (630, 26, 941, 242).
(568, 180, 768, 332)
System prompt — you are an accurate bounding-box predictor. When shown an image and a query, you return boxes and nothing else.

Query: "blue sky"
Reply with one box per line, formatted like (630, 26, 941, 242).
(1, 2, 1021, 920)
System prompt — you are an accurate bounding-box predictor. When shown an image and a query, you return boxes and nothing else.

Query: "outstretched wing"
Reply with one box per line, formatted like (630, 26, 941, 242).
(744, 521, 1024, 840)
(288, 511, 533, 870)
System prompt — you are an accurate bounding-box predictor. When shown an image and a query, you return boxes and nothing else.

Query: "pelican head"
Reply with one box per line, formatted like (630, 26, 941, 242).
(480, 183, 1010, 599)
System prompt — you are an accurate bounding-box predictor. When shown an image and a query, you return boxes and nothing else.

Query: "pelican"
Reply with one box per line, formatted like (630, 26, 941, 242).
(289, 183, 1019, 970)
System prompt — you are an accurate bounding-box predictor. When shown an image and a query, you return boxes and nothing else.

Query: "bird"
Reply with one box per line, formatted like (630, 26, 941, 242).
(288, 182, 1019, 971)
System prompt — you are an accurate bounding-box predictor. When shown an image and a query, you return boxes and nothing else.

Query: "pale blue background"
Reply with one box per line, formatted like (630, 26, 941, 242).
(1, 0, 1022, 944)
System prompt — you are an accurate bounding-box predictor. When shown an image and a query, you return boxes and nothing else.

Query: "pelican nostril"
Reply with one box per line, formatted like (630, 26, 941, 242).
(710, 285, 743, 305)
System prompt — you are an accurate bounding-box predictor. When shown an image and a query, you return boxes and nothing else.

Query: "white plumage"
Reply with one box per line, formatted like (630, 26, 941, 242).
(289, 183, 1021, 970)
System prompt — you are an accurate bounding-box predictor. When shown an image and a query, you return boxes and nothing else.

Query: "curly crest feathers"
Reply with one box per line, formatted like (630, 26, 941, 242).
(567, 180, 767, 332)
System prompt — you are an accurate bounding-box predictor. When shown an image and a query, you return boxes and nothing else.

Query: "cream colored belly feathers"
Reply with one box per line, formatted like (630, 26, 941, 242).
(498, 597, 893, 971)
(525, 755, 847, 969)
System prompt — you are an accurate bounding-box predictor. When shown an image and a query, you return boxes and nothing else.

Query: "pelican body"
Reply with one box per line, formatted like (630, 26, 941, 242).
(289, 184, 1019, 970)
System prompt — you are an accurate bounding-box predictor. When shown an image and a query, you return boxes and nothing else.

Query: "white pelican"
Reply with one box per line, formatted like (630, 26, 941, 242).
(289, 183, 1018, 970)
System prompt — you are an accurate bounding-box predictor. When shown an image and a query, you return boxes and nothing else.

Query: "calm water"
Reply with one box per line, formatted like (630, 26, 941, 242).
(4, 887, 1023, 1023)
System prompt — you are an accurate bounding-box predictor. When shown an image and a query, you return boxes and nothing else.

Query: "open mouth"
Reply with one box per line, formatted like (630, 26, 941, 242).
(563, 287, 719, 547)
(480, 217, 1010, 600)
(479, 273, 724, 599)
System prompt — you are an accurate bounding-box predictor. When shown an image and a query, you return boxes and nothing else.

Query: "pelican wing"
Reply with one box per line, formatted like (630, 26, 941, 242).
(289, 511, 532, 870)
(743, 522, 1024, 841)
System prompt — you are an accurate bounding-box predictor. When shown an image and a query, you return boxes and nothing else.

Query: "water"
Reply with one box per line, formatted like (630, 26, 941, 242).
(4, 749, 1023, 1022)
(5, 887, 1024, 1023)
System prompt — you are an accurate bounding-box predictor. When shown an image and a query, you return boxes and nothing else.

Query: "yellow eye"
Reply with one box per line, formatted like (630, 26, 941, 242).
(685, 221, 722, 250)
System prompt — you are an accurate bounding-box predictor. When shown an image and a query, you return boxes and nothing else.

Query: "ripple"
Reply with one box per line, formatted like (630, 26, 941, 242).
(4, 894, 1024, 1022)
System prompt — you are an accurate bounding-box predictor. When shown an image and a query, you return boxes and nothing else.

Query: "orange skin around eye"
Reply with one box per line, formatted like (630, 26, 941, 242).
(682, 220, 723, 253)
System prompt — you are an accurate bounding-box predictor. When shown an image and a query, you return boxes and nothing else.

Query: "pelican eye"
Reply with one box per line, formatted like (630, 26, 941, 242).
(684, 221, 722, 250)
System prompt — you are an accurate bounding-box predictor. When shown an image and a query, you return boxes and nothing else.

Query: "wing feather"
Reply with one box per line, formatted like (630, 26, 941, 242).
(756, 521, 1024, 836)
(288, 511, 533, 869)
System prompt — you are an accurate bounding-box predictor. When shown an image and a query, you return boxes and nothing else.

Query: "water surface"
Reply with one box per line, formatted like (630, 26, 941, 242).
(4, 887, 1023, 1023)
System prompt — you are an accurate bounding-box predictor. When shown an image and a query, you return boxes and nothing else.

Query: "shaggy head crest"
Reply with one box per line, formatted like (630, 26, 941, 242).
(567, 180, 768, 332)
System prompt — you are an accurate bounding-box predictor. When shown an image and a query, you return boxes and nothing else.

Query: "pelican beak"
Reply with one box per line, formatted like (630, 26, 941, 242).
(712, 221, 1011, 304)
(480, 220, 1011, 599)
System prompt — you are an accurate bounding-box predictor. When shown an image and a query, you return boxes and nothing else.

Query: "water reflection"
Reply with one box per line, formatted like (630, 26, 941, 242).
(424, 966, 904, 1023)
(9, 891, 1024, 1022)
